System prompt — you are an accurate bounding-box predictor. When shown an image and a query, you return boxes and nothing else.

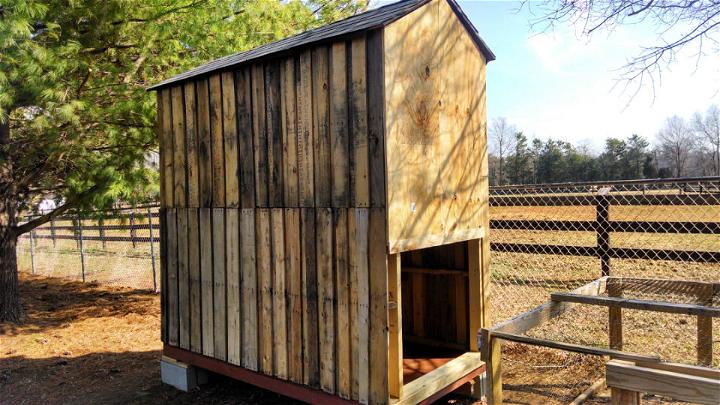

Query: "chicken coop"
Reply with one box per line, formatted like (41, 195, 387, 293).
(149, 0, 494, 403)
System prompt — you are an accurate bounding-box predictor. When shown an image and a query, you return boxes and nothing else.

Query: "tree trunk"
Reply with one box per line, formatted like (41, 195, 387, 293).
(0, 118, 23, 322)
(0, 228, 22, 323)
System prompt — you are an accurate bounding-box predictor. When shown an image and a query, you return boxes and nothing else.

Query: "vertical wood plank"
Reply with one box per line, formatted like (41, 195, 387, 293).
(188, 209, 202, 353)
(222, 72, 239, 208)
(212, 208, 227, 361)
(366, 30, 386, 208)
(350, 37, 369, 208)
(468, 238, 482, 351)
(271, 209, 288, 378)
(388, 253, 402, 399)
(281, 58, 299, 207)
(166, 209, 179, 346)
(226, 209, 241, 365)
(697, 284, 713, 366)
(252, 64, 269, 207)
(171, 86, 187, 208)
(301, 208, 320, 387)
(160, 208, 168, 342)
(266, 62, 284, 207)
(608, 281, 623, 350)
(316, 208, 335, 393)
(335, 208, 351, 398)
(330, 42, 349, 207)
(481, 236, 491, 330)
(177, 209, 190, 349)
(455, 275, 468, 345)
(209, 74, 225, 207)
(256, 209, 273, 374)
(349, 209, 370, 403)
(184, 82, 200, 207)
(157, 91, 167, 208)
(368, 207, 388, 404)
(285, 209, 303, 383)
(312, 46, 331, 207)
(240, 209, 258, 370)
(481, 329, 502, 405)
(235, 68, 256, 209)
(161, 90, 174, 207)
(297, 51, 315, 207)
(196, 79, 213, 208)
(200, 208, 214, 357)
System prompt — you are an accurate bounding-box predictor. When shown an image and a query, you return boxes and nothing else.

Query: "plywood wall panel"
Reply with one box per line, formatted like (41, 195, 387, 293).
(383, 0, 487, 253)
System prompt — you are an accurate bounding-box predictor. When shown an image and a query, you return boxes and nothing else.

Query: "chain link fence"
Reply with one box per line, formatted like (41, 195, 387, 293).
(15, 177, 720, 403)
(489, 177, 720, 403)
(17, 206, 161, 291)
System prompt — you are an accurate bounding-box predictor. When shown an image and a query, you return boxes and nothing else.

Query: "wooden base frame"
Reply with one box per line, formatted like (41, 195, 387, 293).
(164, 345, 355, 405)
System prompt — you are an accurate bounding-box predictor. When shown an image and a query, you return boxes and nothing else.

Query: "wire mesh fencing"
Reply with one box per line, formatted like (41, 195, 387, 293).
(488, 177, 720, 404)
(17, 206, 161, 291)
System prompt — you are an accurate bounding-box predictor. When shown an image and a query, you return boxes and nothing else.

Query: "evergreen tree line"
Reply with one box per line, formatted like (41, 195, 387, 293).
(489, 105, 720, 186)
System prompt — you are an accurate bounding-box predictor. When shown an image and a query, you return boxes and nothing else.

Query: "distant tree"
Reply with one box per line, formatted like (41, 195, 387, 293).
(656, 116, 696, 177)
(531, 0, 720, 90)
(0, 0, 367, 323)
(489, 117, 517, 185)
(599, 138, 628, 180)
(693, 105, 720, 175)
(624, 134, 651, 179)
(506, 132, 532, 185)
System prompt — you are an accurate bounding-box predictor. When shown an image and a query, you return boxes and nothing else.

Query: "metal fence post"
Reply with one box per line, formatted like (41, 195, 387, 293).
(596, 194, 611, 277)
(78, 214, 86, 283)
(148, 207, 158, 292)
(27, 215, 36, 275)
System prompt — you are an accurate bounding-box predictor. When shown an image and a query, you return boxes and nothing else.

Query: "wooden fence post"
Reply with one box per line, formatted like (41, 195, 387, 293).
(148, 207, 158, 292)
(50, 218, 56, 248)
(98, 217, 106, 249)
(596, 194, 611, 277)
(27, 215, 36, 275)
(697, 284, 713, 366)
(130, 210, 137, 248)
(608, 280, 623, 350)
(77, 214, 86, 282)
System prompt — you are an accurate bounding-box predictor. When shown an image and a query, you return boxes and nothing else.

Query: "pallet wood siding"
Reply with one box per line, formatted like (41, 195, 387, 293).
(155, 2, 490, 401)
(383, 0, 488, 253)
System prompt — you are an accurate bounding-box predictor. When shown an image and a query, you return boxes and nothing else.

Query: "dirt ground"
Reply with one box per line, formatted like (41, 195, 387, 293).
(1, 274, 484, 405)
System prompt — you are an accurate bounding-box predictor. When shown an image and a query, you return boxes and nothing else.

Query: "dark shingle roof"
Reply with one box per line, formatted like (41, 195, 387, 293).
(148, 0, 494, 91)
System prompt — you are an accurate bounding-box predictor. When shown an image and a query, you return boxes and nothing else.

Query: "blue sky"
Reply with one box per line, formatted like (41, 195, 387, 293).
(373, 0, 720, 152)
